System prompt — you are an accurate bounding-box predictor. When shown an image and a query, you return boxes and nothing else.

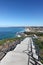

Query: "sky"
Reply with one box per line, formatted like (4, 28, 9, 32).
(0, 0, 43, 27)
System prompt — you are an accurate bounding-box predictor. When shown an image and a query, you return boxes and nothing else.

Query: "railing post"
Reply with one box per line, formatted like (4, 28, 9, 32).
(30, 38, 32, 52)
(35, 60, 37, 65)
(28, 54, 30, 65)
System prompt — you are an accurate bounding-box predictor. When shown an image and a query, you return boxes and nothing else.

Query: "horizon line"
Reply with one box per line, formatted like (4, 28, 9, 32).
(0, 26, 43, 27)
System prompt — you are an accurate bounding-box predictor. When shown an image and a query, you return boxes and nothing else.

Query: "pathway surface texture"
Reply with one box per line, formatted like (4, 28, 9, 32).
(0, 37, 43, 65)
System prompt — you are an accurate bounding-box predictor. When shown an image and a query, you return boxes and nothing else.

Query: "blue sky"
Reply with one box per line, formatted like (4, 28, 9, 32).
(0, 0, 43, 27)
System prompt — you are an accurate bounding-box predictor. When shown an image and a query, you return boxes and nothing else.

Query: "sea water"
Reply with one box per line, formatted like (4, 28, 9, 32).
(0, 27, 25, 40)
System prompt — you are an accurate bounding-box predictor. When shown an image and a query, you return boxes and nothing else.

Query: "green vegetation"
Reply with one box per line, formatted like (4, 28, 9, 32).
(34, 39, 43, 49)
(41, 60, 43, 64)
(33, 38, 43, 63)
(0, 37, 25, 45)
(24, 32, 43, 36)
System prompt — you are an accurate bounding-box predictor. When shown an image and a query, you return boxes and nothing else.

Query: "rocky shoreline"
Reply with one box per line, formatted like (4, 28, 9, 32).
(0, 39, 22, 61)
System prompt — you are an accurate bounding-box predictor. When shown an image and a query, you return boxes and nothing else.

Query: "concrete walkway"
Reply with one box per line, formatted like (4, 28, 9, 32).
(0, 37, 43, 65)
(0, 37, 32, 65)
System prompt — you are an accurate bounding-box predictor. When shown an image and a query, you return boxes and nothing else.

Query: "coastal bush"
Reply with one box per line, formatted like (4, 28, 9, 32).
(34, 39, 43, 49)
(0, 37, 25, 45)
(41, 60, 43, 64)
(33, 38, 43, 63)
(24, 32, 43, 36)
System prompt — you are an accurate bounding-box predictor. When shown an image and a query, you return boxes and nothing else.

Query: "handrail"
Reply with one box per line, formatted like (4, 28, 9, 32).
(28, 37, 43, 65)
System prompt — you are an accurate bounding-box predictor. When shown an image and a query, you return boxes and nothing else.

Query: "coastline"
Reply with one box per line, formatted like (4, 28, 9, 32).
(0, 27, 25, 60)
(0, 27, 25, 40)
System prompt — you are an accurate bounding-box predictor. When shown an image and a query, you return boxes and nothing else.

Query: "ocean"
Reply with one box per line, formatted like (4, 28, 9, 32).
(0, 27, 25, 40)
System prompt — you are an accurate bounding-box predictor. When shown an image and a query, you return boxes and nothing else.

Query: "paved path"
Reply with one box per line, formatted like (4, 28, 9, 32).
(0, 37, 31, 65)
(0, 37, 43, 65)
